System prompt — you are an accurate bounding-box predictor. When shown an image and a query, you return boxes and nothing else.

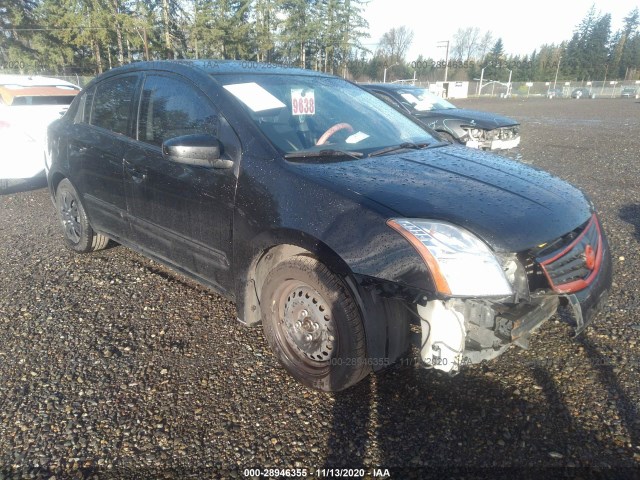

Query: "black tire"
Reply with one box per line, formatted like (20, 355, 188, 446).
(261, 256, 369, 392)
(55, 178, 109, 253)
(438, 131, 458, 144)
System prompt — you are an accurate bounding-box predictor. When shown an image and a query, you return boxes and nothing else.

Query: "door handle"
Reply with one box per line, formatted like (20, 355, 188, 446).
(124, 161, 147, 183)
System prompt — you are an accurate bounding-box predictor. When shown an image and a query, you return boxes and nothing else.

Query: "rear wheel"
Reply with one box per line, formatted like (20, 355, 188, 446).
(261, 256, 369, 391)
(55, 178, 109, 253)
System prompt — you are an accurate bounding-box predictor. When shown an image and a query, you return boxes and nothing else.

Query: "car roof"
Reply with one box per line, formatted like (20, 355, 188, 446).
(361, 83, 421, 92)
(91, 59, 335, 82)
(0, 74, 80, 89)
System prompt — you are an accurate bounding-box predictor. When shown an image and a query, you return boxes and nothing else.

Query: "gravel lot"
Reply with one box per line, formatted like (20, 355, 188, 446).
(1, 97, 639, 478)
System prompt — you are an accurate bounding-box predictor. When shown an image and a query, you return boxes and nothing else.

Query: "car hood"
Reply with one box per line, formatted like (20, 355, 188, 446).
(415, 108, 519, 129)
(293, 145, 592, 253)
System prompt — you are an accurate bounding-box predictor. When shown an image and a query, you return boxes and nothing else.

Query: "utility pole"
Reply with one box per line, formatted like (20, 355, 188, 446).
(600, 64, 608, 95)
(553, 56, 562, 90)
(477, 67, 486, 96)
(437, 40, 450, 82)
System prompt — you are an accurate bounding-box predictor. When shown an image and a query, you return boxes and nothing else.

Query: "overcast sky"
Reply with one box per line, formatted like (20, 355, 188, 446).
(363, 0, 639, 61)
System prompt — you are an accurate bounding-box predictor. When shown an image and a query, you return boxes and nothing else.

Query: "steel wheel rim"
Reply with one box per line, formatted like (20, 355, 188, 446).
(276, 280, 338, 366)
(59, 191, 82, 243)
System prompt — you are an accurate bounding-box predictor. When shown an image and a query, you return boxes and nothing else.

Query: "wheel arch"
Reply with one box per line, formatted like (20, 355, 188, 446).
(237, 229, 353, 327)
(49, 171, 67, 198)
(236, 230, 412, 370)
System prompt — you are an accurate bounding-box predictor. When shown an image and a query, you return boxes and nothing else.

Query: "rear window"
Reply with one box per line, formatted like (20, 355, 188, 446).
(90, 76, 138, 135)
(11, 96, 75, 106)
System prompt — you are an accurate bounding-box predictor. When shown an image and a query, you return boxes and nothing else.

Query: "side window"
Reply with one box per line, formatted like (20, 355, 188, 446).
(138, 75, 217, 147)
(91, 76, 137, 135)
(72, 87, 94, 124)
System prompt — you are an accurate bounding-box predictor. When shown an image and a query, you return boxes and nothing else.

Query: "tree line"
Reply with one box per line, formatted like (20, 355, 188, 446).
(1, 2, 638, 83)
(1, 0, 369, 75)
(438, 6, 639, 83)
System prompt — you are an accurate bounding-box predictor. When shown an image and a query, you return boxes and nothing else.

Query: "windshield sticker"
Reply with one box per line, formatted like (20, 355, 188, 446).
(400, 93, 433, 111)
(223, 82, 286, 112)
(291, 89, 315, 115)
(413, 101, 434, 111)
(345, 131, 369, 144)
(400, 93, 419, 104)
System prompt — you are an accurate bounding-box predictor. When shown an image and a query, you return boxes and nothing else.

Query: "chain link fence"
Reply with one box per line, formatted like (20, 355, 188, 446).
(49, 75, 640, 98)
(475, 81, 640, 98)
(393, 79, 640, 99)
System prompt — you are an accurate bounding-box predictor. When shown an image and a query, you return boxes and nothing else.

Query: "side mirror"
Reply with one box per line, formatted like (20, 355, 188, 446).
(162, 134, 233, 169)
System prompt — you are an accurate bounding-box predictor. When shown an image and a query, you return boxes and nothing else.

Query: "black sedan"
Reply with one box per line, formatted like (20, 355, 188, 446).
(46, 61, 611, 391)
(361, 83, 520, 151)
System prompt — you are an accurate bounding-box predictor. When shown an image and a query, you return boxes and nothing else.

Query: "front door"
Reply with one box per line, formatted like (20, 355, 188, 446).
(123, 73, 239, 295)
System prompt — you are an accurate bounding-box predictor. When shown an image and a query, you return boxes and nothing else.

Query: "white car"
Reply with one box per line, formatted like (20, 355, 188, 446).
(0, 75, 80, 191)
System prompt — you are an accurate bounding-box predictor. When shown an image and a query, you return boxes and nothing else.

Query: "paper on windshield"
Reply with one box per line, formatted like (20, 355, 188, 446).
(400, 93, 433, 111)
(345, 131, 369, 144)
(223, 82, 286, 112)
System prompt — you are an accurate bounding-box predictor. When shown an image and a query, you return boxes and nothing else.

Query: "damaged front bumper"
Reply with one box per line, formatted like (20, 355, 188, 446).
(417, 295, 559, 373)
(416, 216, 613, 374)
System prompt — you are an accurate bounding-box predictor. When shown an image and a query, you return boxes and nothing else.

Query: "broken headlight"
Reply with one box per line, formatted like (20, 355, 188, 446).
(387, 219, 513, 297)
(461, 127, 485, 140)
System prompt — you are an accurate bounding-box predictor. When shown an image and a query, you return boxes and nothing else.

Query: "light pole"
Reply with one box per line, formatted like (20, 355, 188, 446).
(437, 40, 450, 82)
(383, 63, 398, 83)
(477, 67, 486, 95)
(600, 64, 608, 95)
(553, 56, 562, 90)
(507, 69, 512, 97)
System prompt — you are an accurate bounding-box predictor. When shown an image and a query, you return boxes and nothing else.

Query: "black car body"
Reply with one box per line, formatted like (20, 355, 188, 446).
(46, 61, 612, 391)
(361, 83, 520, 151)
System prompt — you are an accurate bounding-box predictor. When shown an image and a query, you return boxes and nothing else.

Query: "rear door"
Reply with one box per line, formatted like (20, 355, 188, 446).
(123, 73, 240, 294)
(70, 74, 140, 238)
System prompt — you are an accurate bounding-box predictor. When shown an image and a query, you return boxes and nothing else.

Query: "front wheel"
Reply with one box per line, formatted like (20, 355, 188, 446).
(261, 256, 370, 391)
(55, 178, 109, 253)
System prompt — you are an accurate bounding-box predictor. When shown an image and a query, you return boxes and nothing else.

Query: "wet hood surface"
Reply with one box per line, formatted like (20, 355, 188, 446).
(292, 145, 592, 253)
(415, 108, 519, 129)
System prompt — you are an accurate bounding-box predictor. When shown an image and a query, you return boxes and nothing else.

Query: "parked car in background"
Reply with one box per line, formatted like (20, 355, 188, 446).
(47, 61, 611, 391)
(571, 87, 595, 99)
(361, 83, 520, 151)
(546, 87, 565, 99)
(621, 87, 639, 99)
(0, 75, 80, 192)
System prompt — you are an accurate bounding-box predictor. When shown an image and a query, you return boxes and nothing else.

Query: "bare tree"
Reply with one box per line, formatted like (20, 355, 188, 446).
(452, 27, 493, 61)
(477, 30, 494, 61)
(452, 27, 481, 61)
(378, 26, 414, 62)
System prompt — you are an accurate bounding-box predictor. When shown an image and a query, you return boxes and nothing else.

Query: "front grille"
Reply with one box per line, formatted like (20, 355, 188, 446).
(536, 214, 602, 293)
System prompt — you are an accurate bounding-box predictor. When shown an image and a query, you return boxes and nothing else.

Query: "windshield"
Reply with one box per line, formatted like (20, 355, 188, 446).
(213, 74, 437, 157)
(396, 88, 456, 112)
